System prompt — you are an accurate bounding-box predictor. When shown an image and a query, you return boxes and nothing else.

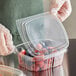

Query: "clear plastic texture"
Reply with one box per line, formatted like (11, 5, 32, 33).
(16, 12, 69, 56)
(16, 42, 66, 71)
(0, 65, 24, 76)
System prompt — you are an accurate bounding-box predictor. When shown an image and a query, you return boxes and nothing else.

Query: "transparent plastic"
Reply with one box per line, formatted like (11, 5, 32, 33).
(0, 65, 24, 76)
(16, 42, 66, 72)
(16, 12, 69, 56)
(16, 12, 69, 71)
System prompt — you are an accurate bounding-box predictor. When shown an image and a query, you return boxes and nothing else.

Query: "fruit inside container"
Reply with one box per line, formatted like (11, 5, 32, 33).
(16, 42, 60, 71)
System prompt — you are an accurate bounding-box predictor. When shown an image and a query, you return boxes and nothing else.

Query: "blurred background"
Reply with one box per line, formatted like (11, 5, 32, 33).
(63, 0, 76, 39)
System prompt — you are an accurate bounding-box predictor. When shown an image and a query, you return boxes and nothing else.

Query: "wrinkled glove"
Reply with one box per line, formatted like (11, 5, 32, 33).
(0, 24, 15, 56)
(50, 0, 72, 22)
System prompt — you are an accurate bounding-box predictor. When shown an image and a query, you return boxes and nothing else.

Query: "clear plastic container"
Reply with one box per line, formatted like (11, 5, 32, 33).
(16, 12, 69, 71)
(0, 65, 24, 76)
(16, 12, 69, 56)
(16, 42, 67, 72)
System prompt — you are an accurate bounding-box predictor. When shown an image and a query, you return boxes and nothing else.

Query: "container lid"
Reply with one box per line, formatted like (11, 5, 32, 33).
(22, 12, 69, 55)
(0, 65, 24, 76)
(16, 12, 69, 56)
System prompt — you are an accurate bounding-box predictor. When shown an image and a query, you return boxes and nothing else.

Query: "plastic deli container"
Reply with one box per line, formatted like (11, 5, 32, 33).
(16, 12, 69, 71)
(0, 65, 24, 76)
(16, 42, 53, 72)
(16, 42, 67, 72)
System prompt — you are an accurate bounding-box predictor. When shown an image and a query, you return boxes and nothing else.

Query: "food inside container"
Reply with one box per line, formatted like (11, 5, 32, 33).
(16, 42, 67, 72)
(17, 44, 53, 71)
(0, 65, 24, 76)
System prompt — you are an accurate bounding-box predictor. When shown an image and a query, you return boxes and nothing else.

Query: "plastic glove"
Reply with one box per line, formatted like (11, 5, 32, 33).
(50, 0, 72, 22)
(0, 24, 14, 56)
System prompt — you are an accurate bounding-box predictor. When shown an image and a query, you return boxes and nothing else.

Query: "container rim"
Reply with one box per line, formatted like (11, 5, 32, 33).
(15, 41, 68, 61)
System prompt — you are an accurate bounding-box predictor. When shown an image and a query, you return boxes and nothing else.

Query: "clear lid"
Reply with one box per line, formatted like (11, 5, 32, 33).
(16, 12, 69, 56)
(0, 65, 24, 76)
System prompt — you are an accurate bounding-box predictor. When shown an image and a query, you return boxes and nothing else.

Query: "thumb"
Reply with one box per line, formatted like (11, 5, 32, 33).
(50, 0, 66, 15)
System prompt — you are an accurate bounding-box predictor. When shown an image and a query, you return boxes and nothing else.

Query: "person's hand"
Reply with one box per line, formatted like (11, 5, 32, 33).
(0, 24, 14, 56)
(50, 0, 72, 22)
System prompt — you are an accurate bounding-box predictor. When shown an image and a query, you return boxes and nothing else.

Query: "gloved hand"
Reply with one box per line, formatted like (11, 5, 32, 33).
(0, 24, 14, 56)
(50, 0, 72, 22)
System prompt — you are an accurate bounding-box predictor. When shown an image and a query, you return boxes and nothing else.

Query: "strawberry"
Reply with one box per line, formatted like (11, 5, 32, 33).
(35, 50, 39, 53)
(21, 49, 26, 55)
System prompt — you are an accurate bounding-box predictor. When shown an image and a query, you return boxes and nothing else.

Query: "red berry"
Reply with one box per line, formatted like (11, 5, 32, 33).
(35, 50, 44, 55)
(21, 50, 26, 55)
(35, 50, 39, 53)
(36, 44, 42, 49)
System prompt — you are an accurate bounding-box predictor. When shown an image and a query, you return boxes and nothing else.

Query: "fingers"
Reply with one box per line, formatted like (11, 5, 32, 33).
(57, 0, 72, 21)
(0, 24, 14, 56)
(4, 28, 14, 51)
(50, 0, 66, 15)
(0, 32, 9, 55)
(50, 0, 72, 22)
